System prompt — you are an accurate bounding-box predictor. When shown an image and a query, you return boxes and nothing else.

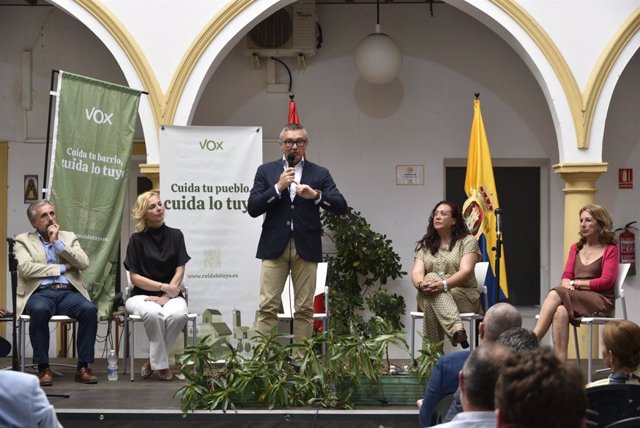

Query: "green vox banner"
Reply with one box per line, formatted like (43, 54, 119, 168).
(49, 71, 142, 319)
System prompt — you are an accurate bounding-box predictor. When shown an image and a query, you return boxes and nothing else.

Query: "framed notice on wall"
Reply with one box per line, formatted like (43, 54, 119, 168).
(396, 165, 424, 185)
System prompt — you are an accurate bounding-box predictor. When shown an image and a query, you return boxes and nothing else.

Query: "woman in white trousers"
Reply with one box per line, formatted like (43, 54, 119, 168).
(124, 191, 190, 381)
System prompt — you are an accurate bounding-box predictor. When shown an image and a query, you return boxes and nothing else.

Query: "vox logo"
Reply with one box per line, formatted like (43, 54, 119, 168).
(199, 139, 224, 151)
(85, 107, 113, 125)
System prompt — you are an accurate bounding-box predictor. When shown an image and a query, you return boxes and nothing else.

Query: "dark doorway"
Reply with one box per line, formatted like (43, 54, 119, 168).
(446, 166, 540, 306)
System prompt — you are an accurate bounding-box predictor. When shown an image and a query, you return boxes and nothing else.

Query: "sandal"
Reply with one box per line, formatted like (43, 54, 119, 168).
(158, 368, 173, 381)
(141, 360, 154, 379)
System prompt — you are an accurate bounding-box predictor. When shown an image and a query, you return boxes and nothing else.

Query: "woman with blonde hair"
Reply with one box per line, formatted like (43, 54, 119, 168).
(534, 204, 618, 362)
(124, 191, 190, 380)
(587, 319, 640, 387)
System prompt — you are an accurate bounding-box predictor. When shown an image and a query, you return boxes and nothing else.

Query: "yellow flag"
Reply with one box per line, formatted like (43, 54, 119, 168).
(463, 98, 509, 299)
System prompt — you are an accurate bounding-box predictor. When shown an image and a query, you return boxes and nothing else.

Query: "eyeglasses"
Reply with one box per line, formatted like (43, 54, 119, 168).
(433, 210, 451, 217)
(282, 138, 308, 147)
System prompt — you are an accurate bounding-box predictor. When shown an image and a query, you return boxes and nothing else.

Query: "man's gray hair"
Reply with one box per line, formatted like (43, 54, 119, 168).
(279, 123, 308, 141)
(27, 200, 54, 222)
(483, 302, 522, 342)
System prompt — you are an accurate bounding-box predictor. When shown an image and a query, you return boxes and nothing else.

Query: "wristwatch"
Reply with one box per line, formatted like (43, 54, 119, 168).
(442, 279, 449, 293)
(569, 280, 575, 287)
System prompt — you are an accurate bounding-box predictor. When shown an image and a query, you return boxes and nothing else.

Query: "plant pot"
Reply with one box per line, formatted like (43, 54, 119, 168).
(341, 375, 426, 407)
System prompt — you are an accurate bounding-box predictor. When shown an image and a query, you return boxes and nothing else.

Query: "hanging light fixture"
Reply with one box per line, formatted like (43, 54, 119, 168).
(353, 0, 402, 84)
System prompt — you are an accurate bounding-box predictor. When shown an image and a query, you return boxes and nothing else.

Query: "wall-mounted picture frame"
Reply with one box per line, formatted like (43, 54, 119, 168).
(24, 175, 38, 203)
(396, 165, 424, 185)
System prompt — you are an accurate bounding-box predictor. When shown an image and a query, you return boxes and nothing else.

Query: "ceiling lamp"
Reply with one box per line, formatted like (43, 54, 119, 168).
(353, 0, 402, 84)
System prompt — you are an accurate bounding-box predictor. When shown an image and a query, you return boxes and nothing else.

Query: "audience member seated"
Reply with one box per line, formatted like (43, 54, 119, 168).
(0, 370, 63, 427)
(418, 302, 521, 427)
(496, 327, 540, 352)
(495, 347, 587, 428)
(587, 319, 640, 387)
(15, 200, 98, 387)
(442, 325, 540, 423)
(435, 343, 511, 427)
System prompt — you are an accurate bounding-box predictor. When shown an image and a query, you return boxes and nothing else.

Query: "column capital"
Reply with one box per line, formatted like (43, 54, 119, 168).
(553, 162, 608, 195)
(553, 162, 608, 175)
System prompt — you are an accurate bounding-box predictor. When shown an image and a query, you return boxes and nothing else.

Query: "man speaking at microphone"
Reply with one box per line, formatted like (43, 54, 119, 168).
(15, 200, 98, 386)
(248, 123, 347, 350)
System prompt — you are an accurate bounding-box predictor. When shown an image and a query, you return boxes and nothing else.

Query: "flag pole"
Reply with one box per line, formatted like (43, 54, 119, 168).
(492, 208, 503, 303)
(42, 69, 60, 199)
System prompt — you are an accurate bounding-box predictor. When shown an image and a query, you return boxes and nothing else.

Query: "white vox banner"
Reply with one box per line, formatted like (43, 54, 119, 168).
(160, 125, 263, 330)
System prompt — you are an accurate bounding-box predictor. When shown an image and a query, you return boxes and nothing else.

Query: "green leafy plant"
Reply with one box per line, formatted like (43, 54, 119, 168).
(175, 323, 422, 412)
(175, 209, 442, 413)
(321, 208, 407, 338)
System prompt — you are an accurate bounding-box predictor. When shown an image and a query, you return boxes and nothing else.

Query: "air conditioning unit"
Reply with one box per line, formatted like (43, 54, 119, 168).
(245, 0, 317, 58)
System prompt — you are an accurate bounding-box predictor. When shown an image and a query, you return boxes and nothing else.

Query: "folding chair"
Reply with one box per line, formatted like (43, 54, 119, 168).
(410, 261, 489, 359)
(122, 271, 198, 381)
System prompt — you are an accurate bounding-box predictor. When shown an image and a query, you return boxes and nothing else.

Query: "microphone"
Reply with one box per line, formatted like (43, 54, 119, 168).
(287, 152, 295, 168)
(495, 207, 503, 235)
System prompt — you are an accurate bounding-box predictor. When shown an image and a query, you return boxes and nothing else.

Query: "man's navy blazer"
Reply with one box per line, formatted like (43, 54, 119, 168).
(248, 158, 347, 262)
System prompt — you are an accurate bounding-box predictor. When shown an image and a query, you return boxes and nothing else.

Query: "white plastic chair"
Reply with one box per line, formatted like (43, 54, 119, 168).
(122, 271, 198, 381)
(577, 262, 630, 383)
(278, 262, 329, 334)
(18, 314, 78, 371)
(410, 261, 489, 359)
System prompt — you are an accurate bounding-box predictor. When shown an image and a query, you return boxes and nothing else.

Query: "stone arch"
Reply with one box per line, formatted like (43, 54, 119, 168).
(51, 0, 640, 165)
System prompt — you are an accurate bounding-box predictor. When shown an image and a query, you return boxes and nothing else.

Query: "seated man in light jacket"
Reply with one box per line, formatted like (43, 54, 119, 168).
(15, 200, 98, 387)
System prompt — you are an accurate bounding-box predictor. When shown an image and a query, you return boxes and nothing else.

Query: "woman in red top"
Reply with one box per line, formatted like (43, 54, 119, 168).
(534, 204, 618, 362)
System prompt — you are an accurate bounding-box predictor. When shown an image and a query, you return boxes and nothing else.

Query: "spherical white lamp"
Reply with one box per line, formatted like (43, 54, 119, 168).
(353, 30, 402, 84)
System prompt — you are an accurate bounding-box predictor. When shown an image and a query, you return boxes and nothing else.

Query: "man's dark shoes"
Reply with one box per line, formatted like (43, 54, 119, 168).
(75, 367, 98, 384)
(453, 329, 470, 349)
(38, 367, 54, 387)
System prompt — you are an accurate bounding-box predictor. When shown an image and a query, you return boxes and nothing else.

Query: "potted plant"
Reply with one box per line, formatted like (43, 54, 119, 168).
(175, 323, 434, 412)
(175, 207, 442, 412)
(321, 208, 406, 339)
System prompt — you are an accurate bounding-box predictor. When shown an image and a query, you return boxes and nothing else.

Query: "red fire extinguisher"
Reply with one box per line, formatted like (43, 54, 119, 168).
(617, 221, 637, 276)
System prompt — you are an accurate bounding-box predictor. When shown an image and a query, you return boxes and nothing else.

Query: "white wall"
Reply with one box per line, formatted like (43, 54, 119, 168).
(600, 48, 640, 314)
(0, 7, 141, 143)
(2, 3, 638, 358)
(193, 4, 561, 338)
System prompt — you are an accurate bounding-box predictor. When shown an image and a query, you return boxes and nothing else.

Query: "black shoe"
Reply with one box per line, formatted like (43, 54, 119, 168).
(453, 329, 470, 349)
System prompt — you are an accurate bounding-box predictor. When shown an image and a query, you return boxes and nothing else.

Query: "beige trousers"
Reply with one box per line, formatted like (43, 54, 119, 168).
(417, 273, 480, 347)
(255, 238, 317, 344)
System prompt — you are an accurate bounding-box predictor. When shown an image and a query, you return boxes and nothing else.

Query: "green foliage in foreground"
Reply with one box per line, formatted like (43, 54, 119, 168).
(175, 319, 441, 413)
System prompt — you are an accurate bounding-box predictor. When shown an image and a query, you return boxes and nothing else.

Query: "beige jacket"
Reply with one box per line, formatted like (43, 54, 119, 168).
(15, 230, 90, 317)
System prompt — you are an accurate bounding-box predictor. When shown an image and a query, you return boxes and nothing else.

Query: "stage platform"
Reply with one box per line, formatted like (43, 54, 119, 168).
(1, 357, 609, 428)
